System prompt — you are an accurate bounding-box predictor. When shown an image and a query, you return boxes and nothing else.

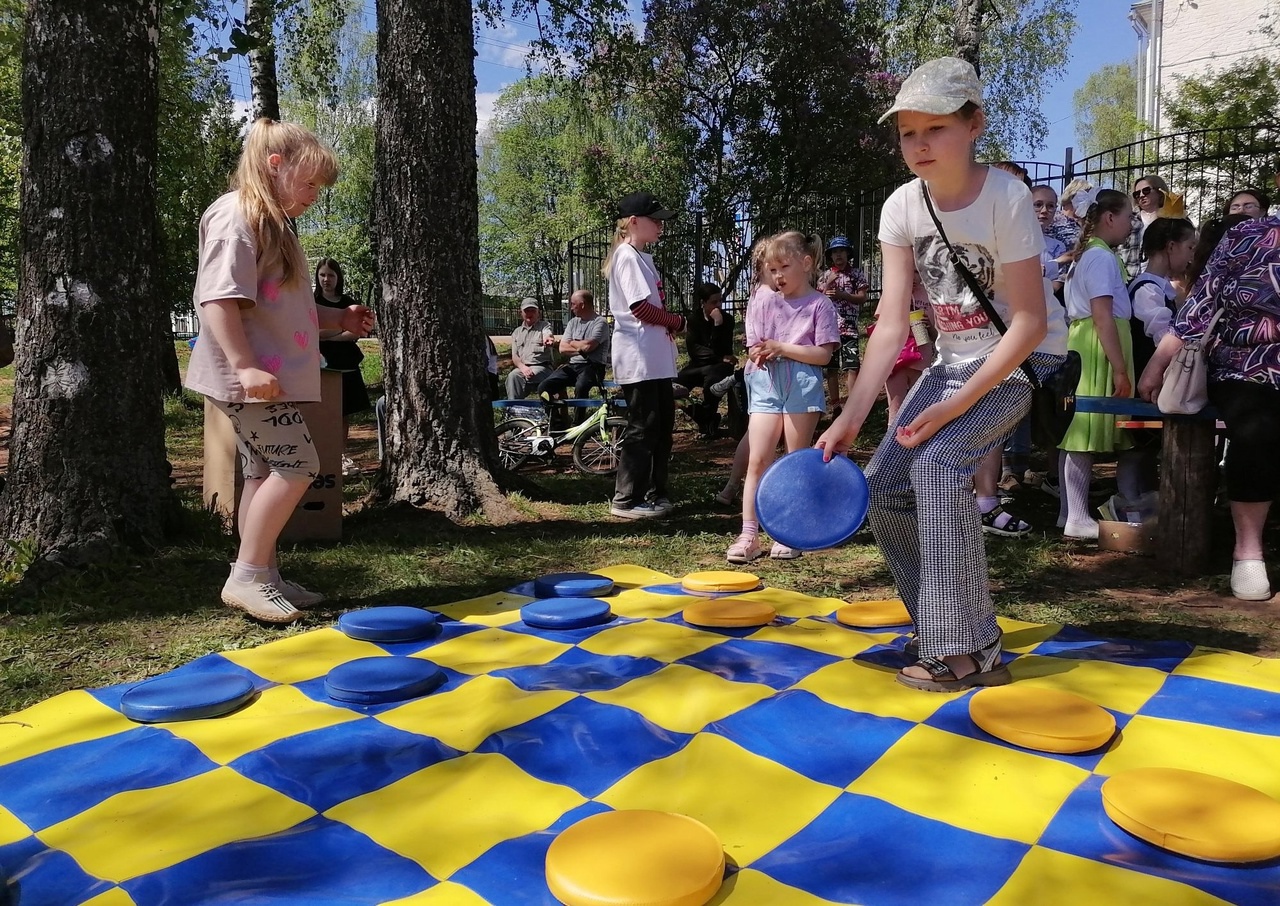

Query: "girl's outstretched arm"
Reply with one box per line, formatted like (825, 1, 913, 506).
(816, 242, 914, 458)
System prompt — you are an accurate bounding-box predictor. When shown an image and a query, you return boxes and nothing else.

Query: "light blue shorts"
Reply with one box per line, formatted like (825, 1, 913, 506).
(745, 360, 827, 414)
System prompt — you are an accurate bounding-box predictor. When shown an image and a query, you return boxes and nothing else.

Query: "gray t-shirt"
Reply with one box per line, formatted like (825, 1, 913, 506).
(564, 314, 608, 364)
(510, 320, 554, 368)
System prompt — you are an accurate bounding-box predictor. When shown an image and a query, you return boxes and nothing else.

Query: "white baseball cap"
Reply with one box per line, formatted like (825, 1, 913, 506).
(878, 57, 984, 125)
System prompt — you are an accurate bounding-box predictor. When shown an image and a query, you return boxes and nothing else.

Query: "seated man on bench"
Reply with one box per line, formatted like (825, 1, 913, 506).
(540, 289, 608, 415)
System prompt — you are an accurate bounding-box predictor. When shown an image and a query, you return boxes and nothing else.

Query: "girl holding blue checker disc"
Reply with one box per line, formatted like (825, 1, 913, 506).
(185, 120, 375, 623)
(727, 231, 839, 563)
(816, 57, 1067, 692)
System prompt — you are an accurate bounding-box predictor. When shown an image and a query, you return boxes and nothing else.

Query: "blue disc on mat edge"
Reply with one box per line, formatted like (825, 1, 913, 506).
(120, 673, 257, 723)
(324, 657, 445, 705)
(756, 448, 869, 551)
(520, 597, 613, 630)
(338, 606, 439, 642)
(532, 572, 615, 599)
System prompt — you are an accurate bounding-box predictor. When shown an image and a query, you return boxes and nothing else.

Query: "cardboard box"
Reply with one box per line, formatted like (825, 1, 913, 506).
(202, 369, 344, 542)
(1097, 519, 1157, 555)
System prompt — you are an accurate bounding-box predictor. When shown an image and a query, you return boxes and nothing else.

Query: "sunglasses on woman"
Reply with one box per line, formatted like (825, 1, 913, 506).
(1132, 186, 1158, 199)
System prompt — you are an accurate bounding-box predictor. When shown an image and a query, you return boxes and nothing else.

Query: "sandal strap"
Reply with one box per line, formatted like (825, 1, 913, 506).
(917, 656, 955, 679)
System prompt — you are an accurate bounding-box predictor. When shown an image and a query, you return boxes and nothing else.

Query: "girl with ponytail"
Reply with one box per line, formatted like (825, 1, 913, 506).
(1057, 188, 1140, 540)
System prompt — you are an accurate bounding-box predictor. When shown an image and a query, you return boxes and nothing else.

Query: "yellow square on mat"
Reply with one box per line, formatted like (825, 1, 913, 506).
(1006, 655, 1167, 714)
(1173, 647, 1280, 695)
(579, 619, 727, 663)
(605, 589, 694, 620)
(79, 890, 139, 906)
(737, 586, 845, 620)
(325, 752, 585, 880)
(415, 627, 571, 674)
(998, 619, 1065, 651)
(1094, 715, 1280, 797)
(222, 629, 389, 685)
(37, 767, 315, 883)
(433, 591, 531, 622)
(597, 732, 842, 866)
(724, 869, 848, 905)
(748, 618, 890, 659)
(381, 881, 493, 905)
(585, 664, 775, 734)
(792, 660, 953, 724)
(453, 608, 524, 629)
(846, 724, 1089, 844)
(986, 846, 1233, 905)
(162, 684, 361, 765)
(594, 563, 677, 588)
(0, 804, 30, 847)
(376, 675, 575, 752)
(0, 690, 136, 768)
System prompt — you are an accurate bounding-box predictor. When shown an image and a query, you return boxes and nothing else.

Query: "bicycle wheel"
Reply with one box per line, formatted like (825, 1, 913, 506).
(495, 418, 540, 471)
(572, 416, 627, 476)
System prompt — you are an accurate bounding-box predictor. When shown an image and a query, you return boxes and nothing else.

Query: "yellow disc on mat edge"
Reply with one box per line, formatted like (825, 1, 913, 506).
(1101, 768, 1280, 863)
(969, 686, 1116, 754)
(681, 571, 762, 594)
(683, 598, 777, 628)
(546, 809, 725, 906)
(835, 599, 912, 628)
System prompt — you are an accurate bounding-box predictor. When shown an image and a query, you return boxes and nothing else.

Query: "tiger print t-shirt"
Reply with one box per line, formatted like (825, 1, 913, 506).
(879, 168, 1067, 366)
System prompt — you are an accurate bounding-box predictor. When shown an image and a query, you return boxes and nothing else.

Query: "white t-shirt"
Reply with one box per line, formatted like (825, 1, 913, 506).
(879, 169, 1067, 365)
(608, 243, 678, 384)
(1129, 272, 1175, 342)
(1065, 245, 1131, 322)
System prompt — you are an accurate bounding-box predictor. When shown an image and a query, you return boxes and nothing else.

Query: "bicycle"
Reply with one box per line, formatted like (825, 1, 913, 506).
(495, 396, 627, 476)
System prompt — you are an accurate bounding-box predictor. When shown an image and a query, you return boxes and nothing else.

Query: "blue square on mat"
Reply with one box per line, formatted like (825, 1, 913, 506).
(123, 815, 438, 905)
(922, 696, 1124, 771)
(1038, 774, 1280, 906)
(0, 836, 117, 906)
(1029, 626, 1193, 672)
(494, 646, 665, 694)
(751, 792, 1029, 905)
(1137, 673, 1280, 737)
(474, 697, 692, 798)
(707, 690, 915, 788)
(450, 801, 614, 905)
(0, 726, 219, 831)
(229, 718, 459, 813)
(676, 639, 842, 690)
(88, 653, 274, 713)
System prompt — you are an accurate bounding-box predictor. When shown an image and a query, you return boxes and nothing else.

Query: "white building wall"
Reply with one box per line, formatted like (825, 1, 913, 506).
(1131, 0, 1280, 132)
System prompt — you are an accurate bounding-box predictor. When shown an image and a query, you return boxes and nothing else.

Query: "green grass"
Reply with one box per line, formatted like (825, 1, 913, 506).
(0, 343, 1276, 716)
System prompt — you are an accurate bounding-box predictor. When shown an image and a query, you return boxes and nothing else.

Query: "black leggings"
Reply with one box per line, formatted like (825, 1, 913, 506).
(1208, 379, 1280, 502)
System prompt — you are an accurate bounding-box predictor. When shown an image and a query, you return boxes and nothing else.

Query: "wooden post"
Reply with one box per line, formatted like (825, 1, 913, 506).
(1157, 418, 1216, 575)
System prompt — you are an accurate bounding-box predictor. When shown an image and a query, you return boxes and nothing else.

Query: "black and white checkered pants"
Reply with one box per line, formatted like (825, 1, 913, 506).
(864, 353, 1063, 658)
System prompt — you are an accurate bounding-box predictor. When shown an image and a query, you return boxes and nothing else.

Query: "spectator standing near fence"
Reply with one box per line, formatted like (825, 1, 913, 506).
(505, 298, 555, 399)
(817, 236, 869, 414)
(604, 192, 684, 519)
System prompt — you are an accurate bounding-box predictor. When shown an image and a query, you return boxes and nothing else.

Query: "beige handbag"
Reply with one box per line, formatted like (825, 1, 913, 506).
(1157, 308, 1225, 415)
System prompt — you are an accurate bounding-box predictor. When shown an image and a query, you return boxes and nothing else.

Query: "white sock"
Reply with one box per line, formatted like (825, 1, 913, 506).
(977, 496, 999, 514)
(231, 560, 271, 584)
(1063, 451, 1096, 527)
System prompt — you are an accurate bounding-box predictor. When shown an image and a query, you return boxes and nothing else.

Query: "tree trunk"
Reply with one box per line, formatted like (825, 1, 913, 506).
(373, 0, 516, 522)
(953, 0, 984, 74)
(4, 0, 178, 568)
(245, 0, 280, 121)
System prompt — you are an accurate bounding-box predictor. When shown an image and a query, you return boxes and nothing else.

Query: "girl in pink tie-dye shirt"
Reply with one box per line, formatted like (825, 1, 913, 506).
(186, 119, 374, 624)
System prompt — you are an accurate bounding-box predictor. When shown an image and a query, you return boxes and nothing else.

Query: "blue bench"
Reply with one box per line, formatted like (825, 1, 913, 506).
(1073, 396, 1217, 574)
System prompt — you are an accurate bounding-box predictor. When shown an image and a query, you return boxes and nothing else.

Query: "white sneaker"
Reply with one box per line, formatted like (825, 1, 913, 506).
(278, 578, 326, 608)
(1230, 560, 1272, 601)
(341, 456, 361, 478)
(1063, 520, 1099, 540)
(221, 574, 303, 624)
(770, 541, 802, 560)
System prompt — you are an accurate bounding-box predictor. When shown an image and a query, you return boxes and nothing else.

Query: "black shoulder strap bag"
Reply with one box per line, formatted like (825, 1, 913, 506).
(920, 183, 1081, 448)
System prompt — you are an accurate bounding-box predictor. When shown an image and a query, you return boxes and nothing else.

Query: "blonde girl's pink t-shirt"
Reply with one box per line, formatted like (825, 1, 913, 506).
(184, 191, 322, 403)
(743, 286, 840, 374)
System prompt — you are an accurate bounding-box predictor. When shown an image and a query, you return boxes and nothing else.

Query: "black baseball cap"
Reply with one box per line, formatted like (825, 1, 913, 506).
(616, 192, 677, 220)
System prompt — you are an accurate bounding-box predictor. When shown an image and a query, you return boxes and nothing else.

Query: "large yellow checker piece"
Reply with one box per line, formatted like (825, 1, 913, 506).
(0, 564, 1277, 905)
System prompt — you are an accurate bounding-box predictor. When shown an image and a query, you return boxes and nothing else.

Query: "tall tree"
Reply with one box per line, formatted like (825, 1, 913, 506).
(3, 0, 177, 567)
(0, 0, 20, 311)
(953, 0, 985, 71)
(1072, 62, 1143, 158)
(1164, 57, 1280, 132)
(245, 0, 281, 120)
(881, 0, 1077, 155)
(375, 0, 515, 519)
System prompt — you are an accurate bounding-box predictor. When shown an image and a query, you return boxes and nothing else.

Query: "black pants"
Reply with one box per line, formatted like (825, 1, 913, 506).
(613, 379, 675, 507)
(677, 362, 735, 423)
(1209, 379, 1280, 502)
(540, 361, 605, 400)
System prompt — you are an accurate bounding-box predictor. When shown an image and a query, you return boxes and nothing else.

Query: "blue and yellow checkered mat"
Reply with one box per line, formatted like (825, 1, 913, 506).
(2, 564, 1279, 905)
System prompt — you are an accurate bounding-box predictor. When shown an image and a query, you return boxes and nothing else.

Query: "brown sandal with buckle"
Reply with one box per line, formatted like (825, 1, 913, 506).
(895, 637, 1011, 693)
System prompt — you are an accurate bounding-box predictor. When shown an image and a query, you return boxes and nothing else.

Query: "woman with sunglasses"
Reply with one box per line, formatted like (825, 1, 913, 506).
(1122, 174, 1171, 275)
